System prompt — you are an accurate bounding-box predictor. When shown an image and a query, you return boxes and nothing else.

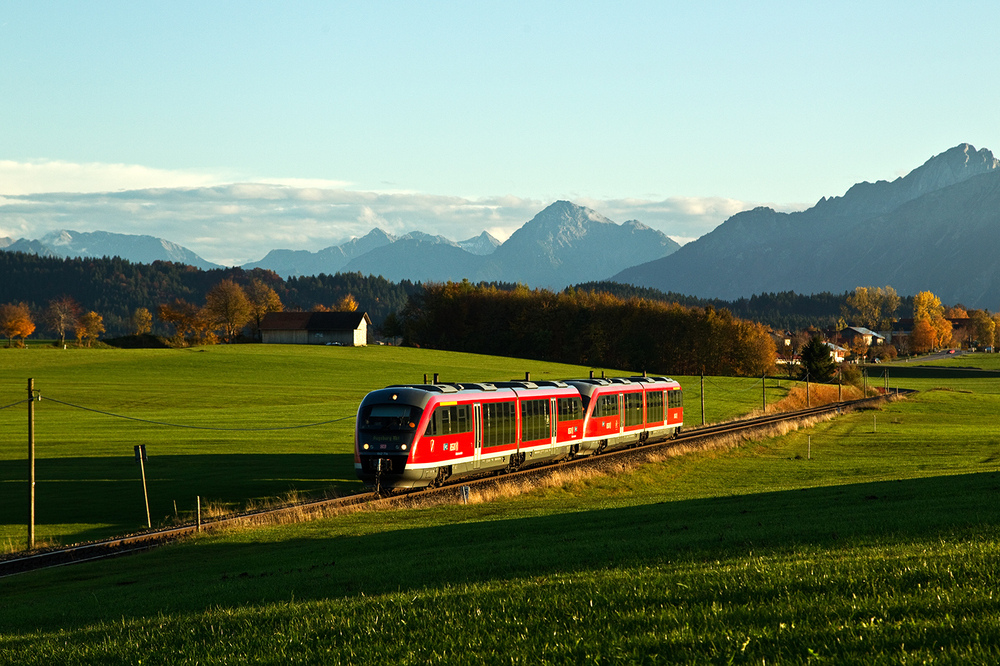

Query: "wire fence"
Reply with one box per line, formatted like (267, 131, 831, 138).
(35, 395, 355, 431)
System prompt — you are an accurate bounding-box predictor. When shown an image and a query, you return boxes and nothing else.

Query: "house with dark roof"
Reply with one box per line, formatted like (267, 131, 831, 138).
(260, 311, 371, 346)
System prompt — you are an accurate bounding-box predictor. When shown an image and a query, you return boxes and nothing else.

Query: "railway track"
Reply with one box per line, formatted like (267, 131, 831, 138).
(0, 392, 904, 578)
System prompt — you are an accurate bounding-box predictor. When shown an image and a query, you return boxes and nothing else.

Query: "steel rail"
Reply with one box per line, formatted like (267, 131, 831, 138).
(0, 391, 907, 578)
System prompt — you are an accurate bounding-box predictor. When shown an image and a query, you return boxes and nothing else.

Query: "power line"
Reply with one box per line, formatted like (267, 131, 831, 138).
(38, 395, 355, 431)
(0, 399, 30, 411)
(702, 377, 762, 393)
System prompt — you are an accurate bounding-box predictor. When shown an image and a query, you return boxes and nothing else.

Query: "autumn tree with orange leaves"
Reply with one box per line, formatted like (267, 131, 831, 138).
(204, 279, 253, 343)
(0, 302, 36, 347)
(75, 311, 105, 347)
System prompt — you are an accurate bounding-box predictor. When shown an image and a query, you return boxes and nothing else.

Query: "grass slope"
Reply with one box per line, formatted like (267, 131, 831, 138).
(0, 345, 787, 550)
(2, 360, 1000, 663)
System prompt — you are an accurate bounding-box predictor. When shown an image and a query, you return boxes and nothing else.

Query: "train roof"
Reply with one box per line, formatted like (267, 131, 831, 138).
(564, 376, 679, 396)
(386, 383, 460, 393)
(362, 379, 584, 410)
(366, 376, 679, 408)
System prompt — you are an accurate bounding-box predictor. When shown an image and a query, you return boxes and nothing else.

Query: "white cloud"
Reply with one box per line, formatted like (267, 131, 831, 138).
(258, 177, 353, 191)
(0, 159, 231, 195)
(0, 159, 777, 265)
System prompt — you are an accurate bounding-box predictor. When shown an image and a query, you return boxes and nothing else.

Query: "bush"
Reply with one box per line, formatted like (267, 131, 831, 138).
(103, 333, 173, 349)
(838, 363, 863, 388)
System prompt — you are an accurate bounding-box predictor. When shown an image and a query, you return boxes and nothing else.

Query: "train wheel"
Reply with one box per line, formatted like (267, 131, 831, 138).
(506, 453, 525, 473)
(430, 465, 452, 488)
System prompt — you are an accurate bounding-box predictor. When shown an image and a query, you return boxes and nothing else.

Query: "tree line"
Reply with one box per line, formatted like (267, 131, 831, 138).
(386, 281, 776, 376)
(4, 250, 996, 361)
(0, 251, 418, 341)
(1, 250, 924, 341)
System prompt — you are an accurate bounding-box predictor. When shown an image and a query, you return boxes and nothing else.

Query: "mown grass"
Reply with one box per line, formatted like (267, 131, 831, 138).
(2, 361, 1000, 663)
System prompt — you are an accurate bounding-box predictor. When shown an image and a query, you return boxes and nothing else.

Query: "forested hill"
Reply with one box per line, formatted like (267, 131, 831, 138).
(0, 251, 912, 339)
(576, 282, 916, 331)
(0, 251, 419, 336)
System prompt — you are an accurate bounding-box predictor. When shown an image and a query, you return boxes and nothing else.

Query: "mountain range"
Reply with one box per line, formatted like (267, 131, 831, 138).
(0, 201, 681, 290)
(613, 143, 1000, 309)
(241, 228, 503, 279)
(0, 229, 220, 270)
(5, 144, 999, 308)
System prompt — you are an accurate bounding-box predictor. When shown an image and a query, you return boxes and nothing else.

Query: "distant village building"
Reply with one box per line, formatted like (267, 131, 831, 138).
(260, 311, 371, 346)
(840, 326, 885, 346)
(824, 342, 847, 363)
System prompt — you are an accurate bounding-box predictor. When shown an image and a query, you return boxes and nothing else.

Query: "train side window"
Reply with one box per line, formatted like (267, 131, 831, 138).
(521, 399, 551, 441)
(483, 401, 516, 448)
(667, 389, 683, 409)
(425, 404, 473, 437)
(594, 394, 618, 418)
(557, 397, 582, 420)
(647, 390, 664, 423)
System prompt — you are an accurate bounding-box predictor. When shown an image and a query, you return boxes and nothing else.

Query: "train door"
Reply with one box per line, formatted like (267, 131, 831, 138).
(618, 392, 624, 434)
(549, 397, 557, 453)
(473, 403, 482, 469)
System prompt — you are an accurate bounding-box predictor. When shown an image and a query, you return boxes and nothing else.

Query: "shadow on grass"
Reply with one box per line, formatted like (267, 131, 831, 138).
(885, 365, 1000, 379)
(0, 454, 362, 544)
(4, 470, 998, 633)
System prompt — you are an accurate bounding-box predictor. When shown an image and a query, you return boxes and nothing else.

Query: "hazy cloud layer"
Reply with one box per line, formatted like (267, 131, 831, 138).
(0, 159, 233, 195)
(0, 160, 791, 266)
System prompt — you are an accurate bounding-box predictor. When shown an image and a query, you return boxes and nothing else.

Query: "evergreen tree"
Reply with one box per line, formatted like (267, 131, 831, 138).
(799, 336, 836, 382)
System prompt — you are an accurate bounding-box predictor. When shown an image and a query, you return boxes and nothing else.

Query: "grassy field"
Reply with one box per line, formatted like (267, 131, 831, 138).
(0, 345, 785, 550)
(1, 351, 999, 662)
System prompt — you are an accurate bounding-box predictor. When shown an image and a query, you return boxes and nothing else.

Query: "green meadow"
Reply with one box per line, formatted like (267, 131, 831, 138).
(0, 345, 782, 550)
(2, 348, 999, 663)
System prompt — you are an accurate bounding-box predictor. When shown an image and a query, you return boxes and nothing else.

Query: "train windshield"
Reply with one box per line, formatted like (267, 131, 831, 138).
(359, 404, 423, 432)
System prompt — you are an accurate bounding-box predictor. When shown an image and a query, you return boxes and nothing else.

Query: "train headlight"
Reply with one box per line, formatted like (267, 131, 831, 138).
(401, 444, 408, 451)
(363, 443, 370, 450)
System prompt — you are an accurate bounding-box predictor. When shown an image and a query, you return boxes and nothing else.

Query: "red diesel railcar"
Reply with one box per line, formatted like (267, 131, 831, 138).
(355, 376, 683, 490)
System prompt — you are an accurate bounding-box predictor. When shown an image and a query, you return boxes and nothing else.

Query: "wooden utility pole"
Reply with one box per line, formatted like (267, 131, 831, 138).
(27, 378, 35, 550)
(135, 445, 151, 528)
(700, 372, 706, 426)
(762, 374, 767, 413)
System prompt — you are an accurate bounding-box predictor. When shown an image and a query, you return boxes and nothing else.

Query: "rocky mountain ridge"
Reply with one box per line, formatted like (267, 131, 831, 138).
(613, 143, 1000, 308)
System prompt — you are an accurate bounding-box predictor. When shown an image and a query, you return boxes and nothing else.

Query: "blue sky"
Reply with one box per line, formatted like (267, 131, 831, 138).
(1, 2, 998, 264)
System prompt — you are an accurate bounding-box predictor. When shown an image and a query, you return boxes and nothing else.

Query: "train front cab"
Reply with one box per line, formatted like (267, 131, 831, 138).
(355, 384, 446, 489)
